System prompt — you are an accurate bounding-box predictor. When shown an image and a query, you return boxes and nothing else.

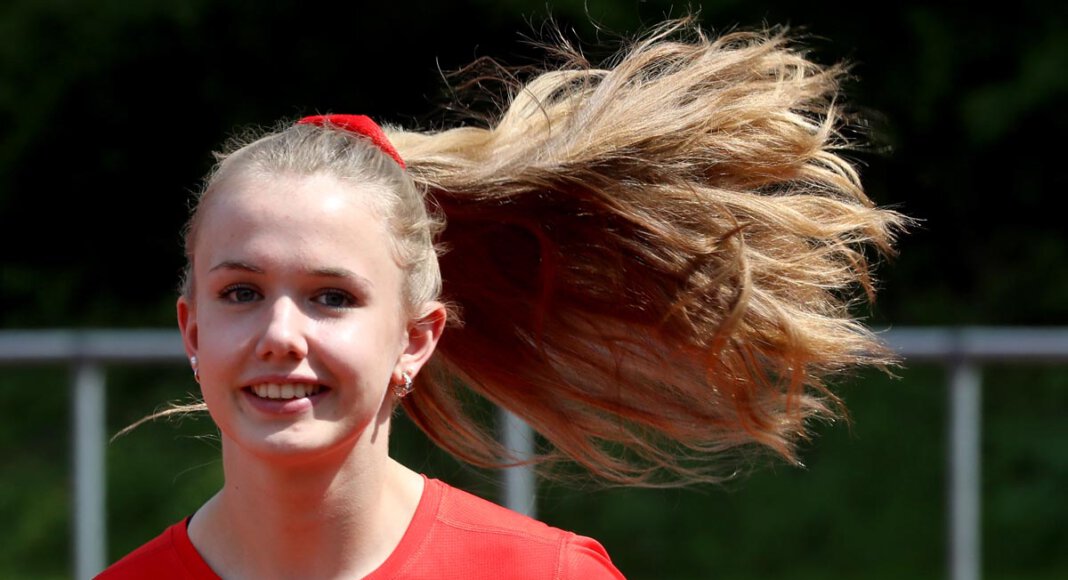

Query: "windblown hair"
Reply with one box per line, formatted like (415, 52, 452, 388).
(146, 18, 906, 485)
(391, 19, 905, 484)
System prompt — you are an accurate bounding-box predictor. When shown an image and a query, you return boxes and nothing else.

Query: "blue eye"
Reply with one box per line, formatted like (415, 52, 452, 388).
(314, 289, 356, 308)
(220, 285, 261, 303)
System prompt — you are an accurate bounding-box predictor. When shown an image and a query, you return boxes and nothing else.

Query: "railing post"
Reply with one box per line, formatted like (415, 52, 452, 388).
(72, 362, 106, 579)
(948, 360, 981, 580)
(499, 408, 537, 518)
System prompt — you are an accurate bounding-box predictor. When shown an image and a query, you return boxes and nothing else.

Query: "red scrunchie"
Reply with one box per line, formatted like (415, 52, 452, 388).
(296, 114, 406, 169)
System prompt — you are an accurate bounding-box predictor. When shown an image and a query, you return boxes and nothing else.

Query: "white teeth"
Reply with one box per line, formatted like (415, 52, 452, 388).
(250, 383, 322, 400)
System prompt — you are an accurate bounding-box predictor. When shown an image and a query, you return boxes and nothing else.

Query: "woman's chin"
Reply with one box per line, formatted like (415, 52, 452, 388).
(221, 423, 366, 466)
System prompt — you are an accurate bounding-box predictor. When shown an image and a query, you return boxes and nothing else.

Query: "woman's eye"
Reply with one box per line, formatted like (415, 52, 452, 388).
(314, 290, 356, 308)
(221, 286, 261, 303)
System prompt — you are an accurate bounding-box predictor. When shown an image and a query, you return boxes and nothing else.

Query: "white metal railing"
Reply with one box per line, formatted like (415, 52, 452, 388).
(0, 330, 184, 580)
(4, 327, 1068, 580)
(879, 327, 1068, 580)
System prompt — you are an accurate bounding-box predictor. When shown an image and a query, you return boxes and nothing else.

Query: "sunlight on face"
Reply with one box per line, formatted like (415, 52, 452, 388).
(180, 172, 411, 462)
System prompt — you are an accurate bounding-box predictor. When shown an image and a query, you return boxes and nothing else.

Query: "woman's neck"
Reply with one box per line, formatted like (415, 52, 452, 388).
(188, 431, 424, 579)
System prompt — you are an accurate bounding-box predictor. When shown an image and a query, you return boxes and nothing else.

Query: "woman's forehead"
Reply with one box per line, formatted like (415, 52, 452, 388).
(193, 173, 399, 275)
(198, 173, 388, 233)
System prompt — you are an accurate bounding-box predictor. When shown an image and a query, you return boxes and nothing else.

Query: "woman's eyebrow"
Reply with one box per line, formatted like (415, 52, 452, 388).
(208, 260, 263, 274)
(205, 261, 375, 290)
(307, 267, 376, 290)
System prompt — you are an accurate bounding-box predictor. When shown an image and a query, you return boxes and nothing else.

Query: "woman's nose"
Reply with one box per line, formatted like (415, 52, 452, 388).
(254, 297, 309, 360)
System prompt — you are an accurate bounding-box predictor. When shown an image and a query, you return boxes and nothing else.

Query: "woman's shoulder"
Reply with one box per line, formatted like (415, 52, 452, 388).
(432, 478, 575, 541)
(386, 478, 625, 579)
(94, 517, 219, 580)
(96, 480, 625, 580)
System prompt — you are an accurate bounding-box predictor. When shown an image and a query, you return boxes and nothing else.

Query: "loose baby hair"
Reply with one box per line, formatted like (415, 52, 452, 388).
(388, 17, 906, 484)
(136, 17, 906, 485)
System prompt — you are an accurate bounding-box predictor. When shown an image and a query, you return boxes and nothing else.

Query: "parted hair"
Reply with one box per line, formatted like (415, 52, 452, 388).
(163, 18, 906, 485)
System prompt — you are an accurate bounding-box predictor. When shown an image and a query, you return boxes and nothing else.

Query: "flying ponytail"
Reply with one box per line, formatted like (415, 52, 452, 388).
(387, 18, 907, 484)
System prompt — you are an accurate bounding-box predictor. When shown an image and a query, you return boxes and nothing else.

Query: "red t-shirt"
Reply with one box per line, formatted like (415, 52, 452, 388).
(97, 478, 625, 579)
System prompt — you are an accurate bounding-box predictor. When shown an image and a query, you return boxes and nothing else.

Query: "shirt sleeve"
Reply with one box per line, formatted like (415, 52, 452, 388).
(562, 534, 627, 579)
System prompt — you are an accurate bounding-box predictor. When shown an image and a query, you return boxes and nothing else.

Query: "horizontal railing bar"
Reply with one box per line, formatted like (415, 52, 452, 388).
(0, 330, 184, 363)
(5, 327, 1068, 364)
(882, 327, 1068, 362)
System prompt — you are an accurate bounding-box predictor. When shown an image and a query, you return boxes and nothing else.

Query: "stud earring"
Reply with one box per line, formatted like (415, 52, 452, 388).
(190, 356, 200, 383)
(393, 371, 414, 398)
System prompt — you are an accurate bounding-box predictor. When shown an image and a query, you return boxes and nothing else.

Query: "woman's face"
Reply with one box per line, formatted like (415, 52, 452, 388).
(177, 172, 435, 462)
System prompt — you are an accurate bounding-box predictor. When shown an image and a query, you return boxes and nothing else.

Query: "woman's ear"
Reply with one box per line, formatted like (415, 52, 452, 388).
(394, 301, 447, 380)
(177, 295, 199, 360)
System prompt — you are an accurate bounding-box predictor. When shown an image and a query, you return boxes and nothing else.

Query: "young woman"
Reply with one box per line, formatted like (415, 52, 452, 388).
(98, 18, 904, 579)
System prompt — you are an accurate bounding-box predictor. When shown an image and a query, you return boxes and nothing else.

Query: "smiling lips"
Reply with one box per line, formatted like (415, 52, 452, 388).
(250, 383, 324, 400)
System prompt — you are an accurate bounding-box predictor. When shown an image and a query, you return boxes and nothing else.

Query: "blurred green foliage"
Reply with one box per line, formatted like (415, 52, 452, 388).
(4, 366, 1066, 579)
(2, 0, 1067, 327)
(2, 0, 1066, 578)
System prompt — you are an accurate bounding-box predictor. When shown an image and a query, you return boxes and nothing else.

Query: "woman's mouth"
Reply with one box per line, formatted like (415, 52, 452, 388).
(247, 383, 325, 400)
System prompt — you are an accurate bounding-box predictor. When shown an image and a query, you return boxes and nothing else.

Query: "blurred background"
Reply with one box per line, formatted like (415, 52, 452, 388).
(1, 0, 1065, 579)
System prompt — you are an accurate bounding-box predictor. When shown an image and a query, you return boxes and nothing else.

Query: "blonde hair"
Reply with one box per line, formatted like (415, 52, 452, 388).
(391, 19, 905, 484)
(145, 18, 906, 485)
(180, 124, 444, 317)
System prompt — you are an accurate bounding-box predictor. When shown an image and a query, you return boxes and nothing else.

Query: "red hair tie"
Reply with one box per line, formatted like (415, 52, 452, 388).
(296, 114, 406, 169)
